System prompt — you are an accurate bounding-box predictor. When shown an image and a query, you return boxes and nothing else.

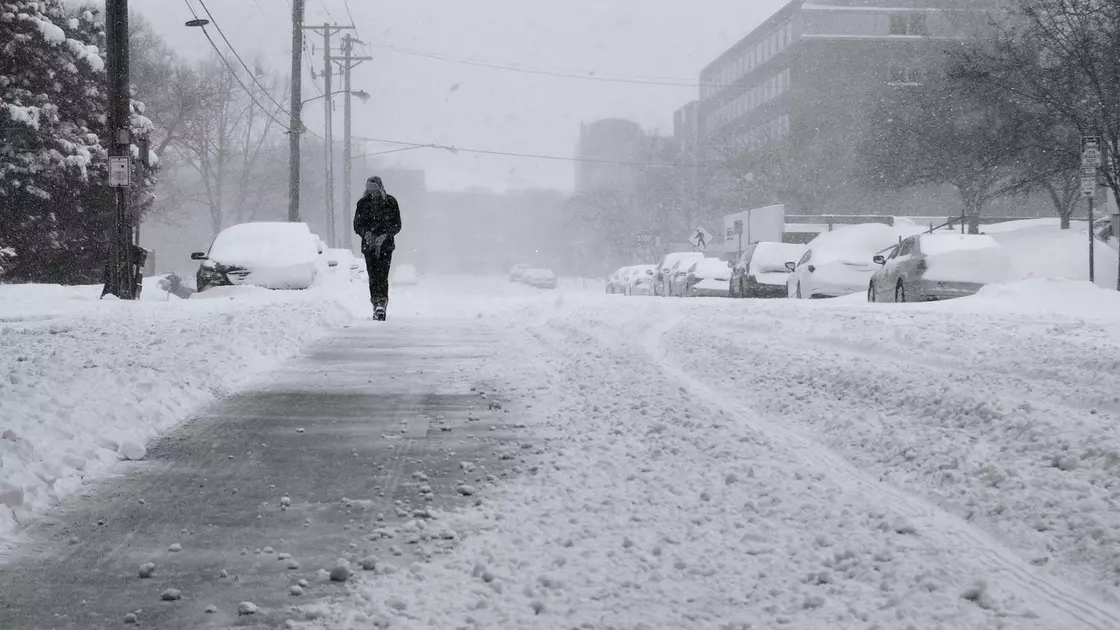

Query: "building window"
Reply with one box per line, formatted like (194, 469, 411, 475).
(890, 13, 928, 36)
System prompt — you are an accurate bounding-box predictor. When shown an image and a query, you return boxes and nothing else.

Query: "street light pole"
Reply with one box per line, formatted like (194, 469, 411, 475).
(288, 0, 305, 223)
(336, 34, 371, 251)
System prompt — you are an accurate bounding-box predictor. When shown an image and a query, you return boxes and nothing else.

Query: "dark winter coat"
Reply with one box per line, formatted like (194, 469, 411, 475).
(353, 193, 402, 255)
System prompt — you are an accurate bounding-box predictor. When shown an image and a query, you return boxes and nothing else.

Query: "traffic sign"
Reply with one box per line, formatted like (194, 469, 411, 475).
(1082, 136, 1102, 167)
(636, 230, 652, 246)
(690, 226, 713, 251)
(1082, 175, 1097, 197)
(108, 156, 130, 187)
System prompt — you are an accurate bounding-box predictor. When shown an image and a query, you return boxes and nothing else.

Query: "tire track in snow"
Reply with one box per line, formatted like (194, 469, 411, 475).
(645, 315, 1120, 630)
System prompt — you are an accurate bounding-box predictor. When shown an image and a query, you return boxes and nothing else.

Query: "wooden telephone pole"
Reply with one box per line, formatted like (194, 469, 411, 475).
(334, 34, 371, 251)
(103, 0, 137, 299)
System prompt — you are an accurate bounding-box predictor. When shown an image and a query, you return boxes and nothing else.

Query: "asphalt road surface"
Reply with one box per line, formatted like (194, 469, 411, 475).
(0, 319, 529, 629)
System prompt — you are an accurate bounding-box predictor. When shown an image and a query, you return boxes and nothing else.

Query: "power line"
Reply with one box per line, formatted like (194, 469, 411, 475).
(352, 136, 710, 168)
(318, 0, 336, 23)
(195, 0, 291, 116)
(369, 43, 721, 88)
(182, 0, 292, 132)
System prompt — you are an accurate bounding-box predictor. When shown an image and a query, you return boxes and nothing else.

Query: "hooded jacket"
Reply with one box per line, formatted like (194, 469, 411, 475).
(353, 183, 402, 255)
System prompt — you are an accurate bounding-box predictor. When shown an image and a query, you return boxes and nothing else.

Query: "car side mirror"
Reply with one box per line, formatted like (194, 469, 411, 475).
(646, 269, 654, 275)
(328, 260, 339, 267)
(873, 255, 886, 265)
(726, 261, 733, 268)
(784, 261, 796, 271)
(191, 252, 207, 261)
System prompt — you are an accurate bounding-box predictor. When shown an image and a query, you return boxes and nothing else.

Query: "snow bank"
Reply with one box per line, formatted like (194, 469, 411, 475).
(0, 282, 354, 542)
(989, 221, 1119, 290)
(206, 222, 318, 268)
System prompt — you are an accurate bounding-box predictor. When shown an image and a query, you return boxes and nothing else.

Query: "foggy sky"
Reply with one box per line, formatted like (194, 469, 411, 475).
(142, 0, 789, 192)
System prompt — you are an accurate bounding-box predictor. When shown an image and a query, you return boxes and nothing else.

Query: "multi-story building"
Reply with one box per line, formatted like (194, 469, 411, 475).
(695, 0, 1047, 217)
(574, 119, 645, 194)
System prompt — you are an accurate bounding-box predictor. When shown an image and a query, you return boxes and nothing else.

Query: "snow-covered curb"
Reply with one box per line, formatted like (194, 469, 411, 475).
(0, 282, 358, 543)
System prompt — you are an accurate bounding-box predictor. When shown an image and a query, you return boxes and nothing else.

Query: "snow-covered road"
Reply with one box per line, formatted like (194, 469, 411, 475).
(4, 274, 1120, 629)
(309, 280, 1120, 629)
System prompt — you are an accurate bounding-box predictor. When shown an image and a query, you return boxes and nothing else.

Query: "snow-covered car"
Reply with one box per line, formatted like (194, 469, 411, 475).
(683, 258, 732, 297)
(786, 224, 909, 299)
(392, 263, 419, 286)
(323, 248, 359, 272)
(606, 267, 631, 294)
(869, 233, 1011, 302)
(731, 242, 807, 299)
(509, 263, 532, 283)
(192, 222, 319, 292)
(625, 264, 656, 295)
(653, 252, 703, 296)
(522, 268, 557, 289)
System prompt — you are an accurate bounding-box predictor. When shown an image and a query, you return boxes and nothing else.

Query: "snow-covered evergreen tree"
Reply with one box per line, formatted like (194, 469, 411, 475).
(1, 1, 155, 283)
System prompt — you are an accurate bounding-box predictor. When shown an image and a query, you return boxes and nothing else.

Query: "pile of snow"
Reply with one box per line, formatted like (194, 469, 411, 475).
(687, 257, 730, 280)
(986, 221, 1119, 290)
(0, 282, 354, 541)
(806, 223, 921, 264)
(205, 222, 319, 269)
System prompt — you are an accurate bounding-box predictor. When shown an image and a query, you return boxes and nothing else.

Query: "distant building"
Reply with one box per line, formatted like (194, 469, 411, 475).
(575, 119, 645, 194)
(696, 0, 1048, 218)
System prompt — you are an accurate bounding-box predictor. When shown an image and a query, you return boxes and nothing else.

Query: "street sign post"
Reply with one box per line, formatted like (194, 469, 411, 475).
(690, 226, 713, 251)
(108, 156, 130, 188)
(636, 230, 652, 246)
(1082, 136, 1101, 282)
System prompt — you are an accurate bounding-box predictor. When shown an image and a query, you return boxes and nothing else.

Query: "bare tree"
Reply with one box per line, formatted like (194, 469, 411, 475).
(172, 56, 289, 236)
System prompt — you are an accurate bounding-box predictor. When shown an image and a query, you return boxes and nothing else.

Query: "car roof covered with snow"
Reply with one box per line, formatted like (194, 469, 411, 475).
(806, 223, 917, 264)
(688, 258, 731, 278)
(749, 242, 808, 274)
(207, 222, 319, 268)
(918, 233, 999, 255)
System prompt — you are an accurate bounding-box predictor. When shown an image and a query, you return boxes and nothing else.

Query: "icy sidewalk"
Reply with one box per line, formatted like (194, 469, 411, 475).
(304, 294, 1115, 629)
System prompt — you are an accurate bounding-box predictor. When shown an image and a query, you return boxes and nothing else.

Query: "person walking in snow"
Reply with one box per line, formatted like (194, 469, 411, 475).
(353, 176, 402, 321)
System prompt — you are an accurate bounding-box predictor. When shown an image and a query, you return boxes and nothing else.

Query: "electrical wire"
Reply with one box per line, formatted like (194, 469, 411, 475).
(182, 0, 292, 132)
(195, 0, 292, 116)
(368, 42, 721, 89)
(352, 136, 710, 168)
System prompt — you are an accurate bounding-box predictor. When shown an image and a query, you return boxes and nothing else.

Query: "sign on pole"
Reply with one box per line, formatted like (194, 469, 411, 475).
(109, 156, 130, 188)
(636, 230, 652, 246)
(689, 226, 713, 251)
(1081, 166, 1098, 197)
(1082, 136, 1102, 166)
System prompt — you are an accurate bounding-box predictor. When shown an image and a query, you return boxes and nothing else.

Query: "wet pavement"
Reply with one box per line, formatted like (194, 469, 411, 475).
(0, 320, 528, 629)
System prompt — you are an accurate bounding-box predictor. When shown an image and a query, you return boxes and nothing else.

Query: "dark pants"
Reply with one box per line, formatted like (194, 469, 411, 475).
(364, 249, 393, 307)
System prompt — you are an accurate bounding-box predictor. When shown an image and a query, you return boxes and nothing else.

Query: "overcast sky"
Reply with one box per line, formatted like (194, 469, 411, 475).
(142, 0, 789, 192)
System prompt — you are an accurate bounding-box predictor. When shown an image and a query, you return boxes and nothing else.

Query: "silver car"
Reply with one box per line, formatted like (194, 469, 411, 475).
(868, 233, 1007, 303)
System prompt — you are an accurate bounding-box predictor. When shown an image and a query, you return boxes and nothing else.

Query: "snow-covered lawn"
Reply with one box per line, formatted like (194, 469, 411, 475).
(303, 280, 1120, 630)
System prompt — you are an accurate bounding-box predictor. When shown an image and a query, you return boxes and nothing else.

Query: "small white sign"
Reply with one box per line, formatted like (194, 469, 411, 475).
(689, 226, 713, 251)
(1082, 176, 1097, 197)
(109, 156, 130, 188)
(1082, 136, 1102, 167)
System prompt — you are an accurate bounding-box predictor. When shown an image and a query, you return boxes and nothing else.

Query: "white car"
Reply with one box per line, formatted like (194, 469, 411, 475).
(192, 222, 319, 291)
(869, 233, 1011, 302)
(653, 252, 704, 297)
(509, 264, 532, 283)
(787, 224, 917, 299)
(683, 258, 732, 297)
(392, 263, 419, 286)
(522, 268, 557, 289)
(731, 242, 808, 299)
(606, 267, 631, 294)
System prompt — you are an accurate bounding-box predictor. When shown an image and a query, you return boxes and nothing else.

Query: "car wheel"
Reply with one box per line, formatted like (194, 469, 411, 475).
(895, 281, 906, 303)
(868, 283, 875, 303)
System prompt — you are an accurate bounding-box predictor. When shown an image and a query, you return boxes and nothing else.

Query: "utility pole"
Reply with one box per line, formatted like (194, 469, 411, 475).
(103, 0, 136, 299)
(335, 34, 371, 251)
(288, 0, 305, 223)
(302, 24, 353, 248)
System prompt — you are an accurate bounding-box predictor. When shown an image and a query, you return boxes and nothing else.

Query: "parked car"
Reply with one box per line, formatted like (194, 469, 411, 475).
(786, 224, 912, 299)
(869, 233, 1011, 302)
(731, 242, 808, 299)
(607, 267, 632, 294)
(625, 264, 656, 295)
(192, 222, 320, 292)
(392, 263, 419, 286)
(653, 252, 703, 296)
(509, 263, 531, 283)
(683, 258, 733, 297)
(522, 268, 558, 289)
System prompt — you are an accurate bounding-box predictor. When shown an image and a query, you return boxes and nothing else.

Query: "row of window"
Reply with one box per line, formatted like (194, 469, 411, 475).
(736, 115, 791, 151)
(702, 20, 795, 100)
(705, 69, 792, 137)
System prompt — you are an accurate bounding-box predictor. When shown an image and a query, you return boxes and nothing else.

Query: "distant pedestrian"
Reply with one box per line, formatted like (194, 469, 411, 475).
(353, 176, 402, 321)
